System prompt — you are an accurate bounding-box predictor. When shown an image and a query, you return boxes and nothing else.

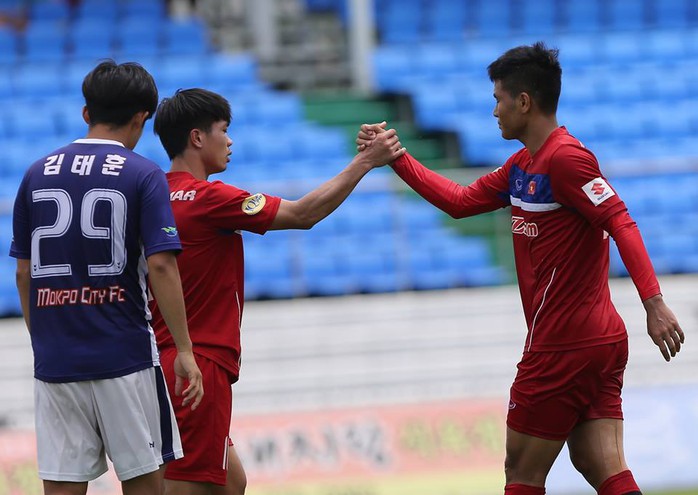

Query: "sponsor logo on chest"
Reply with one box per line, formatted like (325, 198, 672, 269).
(170, 190, 197, 201)
(511, 215, 539, 238)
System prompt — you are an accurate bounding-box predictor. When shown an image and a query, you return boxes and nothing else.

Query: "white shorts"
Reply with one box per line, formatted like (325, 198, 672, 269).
(34, 366, 183, 482)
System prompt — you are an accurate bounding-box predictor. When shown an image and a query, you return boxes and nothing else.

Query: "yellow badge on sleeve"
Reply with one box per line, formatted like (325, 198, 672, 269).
(242, 193, 266, 215)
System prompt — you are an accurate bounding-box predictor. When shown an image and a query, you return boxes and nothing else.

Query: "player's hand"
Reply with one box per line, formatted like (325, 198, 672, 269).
(359, 127, 406, 167)
(356, 121, 388, 152)
(173, 350, 204, 410)
(643, 295, 685, 362)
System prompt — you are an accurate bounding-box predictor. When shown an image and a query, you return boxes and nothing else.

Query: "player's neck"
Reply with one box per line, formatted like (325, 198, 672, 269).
(520, 115, 559, 156)
(85, 124, 134, 149)
(170, 153, 208, 181)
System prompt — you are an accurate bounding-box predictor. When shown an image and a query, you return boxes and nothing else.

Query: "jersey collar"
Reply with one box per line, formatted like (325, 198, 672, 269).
(73, 138, 126, 147)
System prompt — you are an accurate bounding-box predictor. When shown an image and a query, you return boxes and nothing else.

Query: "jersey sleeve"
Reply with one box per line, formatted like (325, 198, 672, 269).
(391, 152, 510, 218)
(204, 181, 281, 234)
(602, 210, 662, 301)
(140, 168, 182, 257)
(9, 173, 30, 259)
(548, 144, 626, 227)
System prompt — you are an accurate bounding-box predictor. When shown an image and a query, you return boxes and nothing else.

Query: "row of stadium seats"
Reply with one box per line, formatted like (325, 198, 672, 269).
(0, 0, 166, 21)
(375, 33, 698, 86)
(0, 53, 261, 100)
(0, 17, 209, 63)
(305, 0, 698, 42)
(372, 29, 698, 167)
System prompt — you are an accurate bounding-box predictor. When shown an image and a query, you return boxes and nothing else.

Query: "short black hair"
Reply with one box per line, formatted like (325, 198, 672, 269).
(487, 41, 562, 115)
(82, 60, 158, 127)
(154, 88, 231, 160)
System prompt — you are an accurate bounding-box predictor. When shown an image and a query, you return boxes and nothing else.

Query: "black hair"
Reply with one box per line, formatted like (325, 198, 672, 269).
(82, 60, 158, 127)
(487, 41, 562, 115)
(154, 88, 231, 160)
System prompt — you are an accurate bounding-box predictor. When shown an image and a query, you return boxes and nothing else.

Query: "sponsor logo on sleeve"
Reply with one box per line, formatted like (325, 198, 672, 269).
(582, 178, 615, 206)
(242, 193, 266, 215)
(161, 226, 178, 237)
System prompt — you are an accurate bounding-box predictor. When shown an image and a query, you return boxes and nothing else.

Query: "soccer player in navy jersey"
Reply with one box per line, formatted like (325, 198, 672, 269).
(10, 61, 203, 495)
(148, 88, 405, 495)
(357, 42, 684, 495)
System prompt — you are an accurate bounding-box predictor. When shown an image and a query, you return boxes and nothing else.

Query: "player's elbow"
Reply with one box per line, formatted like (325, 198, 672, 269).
(146, 251, 178, 277)
(15, 262, 30, 287)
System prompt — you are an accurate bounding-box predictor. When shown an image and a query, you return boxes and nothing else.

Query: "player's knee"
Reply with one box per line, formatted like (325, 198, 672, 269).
(504, 453, 547, 485)
(569, 449, 595, 481)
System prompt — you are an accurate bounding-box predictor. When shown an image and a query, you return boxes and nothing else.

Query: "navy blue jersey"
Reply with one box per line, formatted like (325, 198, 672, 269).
(10, 139, 181, 383)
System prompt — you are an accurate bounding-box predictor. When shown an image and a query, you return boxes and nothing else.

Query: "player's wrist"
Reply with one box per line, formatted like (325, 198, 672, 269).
(175, 340, 194, 354)
(642, 293, 664, 311)
(351, 154, 376, 172)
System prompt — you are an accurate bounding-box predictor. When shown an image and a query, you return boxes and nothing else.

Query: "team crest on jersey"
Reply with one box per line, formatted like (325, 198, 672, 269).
(242, 193, 266, 215)
(582, 178, 615, 206)
(527, 180, 536, 195)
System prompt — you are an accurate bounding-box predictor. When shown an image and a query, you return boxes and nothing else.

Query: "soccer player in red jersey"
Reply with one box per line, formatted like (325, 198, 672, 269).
(149, 88, 405, 495)
(357, 42, 684, 495)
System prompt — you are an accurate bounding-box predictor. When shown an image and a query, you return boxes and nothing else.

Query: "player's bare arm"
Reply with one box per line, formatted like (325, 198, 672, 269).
(269, 128, 405, 230)
(147, 251, 204, 410)
(642, 294, 685, 362)
(15, 258, 30, 332)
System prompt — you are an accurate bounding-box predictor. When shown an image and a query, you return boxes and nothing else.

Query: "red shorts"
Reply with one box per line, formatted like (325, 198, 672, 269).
(507, 339, 628, 441)
(159, 348, 234, 485)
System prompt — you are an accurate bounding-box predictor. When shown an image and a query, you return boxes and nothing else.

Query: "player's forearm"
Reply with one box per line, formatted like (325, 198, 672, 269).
(391, 153, 487, 218)
(15, 259, 30, 332)
(287, 155, 373, 229)
(147, 252, 193, 353)
(605, 211, 661, 301)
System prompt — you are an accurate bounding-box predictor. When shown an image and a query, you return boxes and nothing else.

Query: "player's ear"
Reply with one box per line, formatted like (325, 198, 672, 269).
(133, 111, 150, 129)
(518, 92, 532, 113)
(82, 106, 90, 126)
(190, 128, 204, 149)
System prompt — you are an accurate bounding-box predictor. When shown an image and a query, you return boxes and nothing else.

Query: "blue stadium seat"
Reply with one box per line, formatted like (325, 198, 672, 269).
(69, 21, 115, 60)
(555, 34, 601, 68)
(372, 46, 414, 91)
(653, 0, 690, 28)
(115, 20, 161, 57)
(562, 0, 603, 32)
(645, 30, 689, 62)
(600, 31, 643, 64)
(254, 93, 303, 125)
(292, 125, 349, 161)
(162, 18, 209, 55)
(424, 0, 467, 42)
(415, 43, 461, 79)
(606, 0, 647, 30)
(0, 70, 13, 101)
(474, 0, 513, 37)
(75, 0, 118, 22)
(157, 56, 208, 92)
(0, 27, 18, 65)
(517, 0, 557, 35)
(12, 63, 65, 98)
(23, 21, 68, 62)
(121, 0, 166, 20)
(206, 54, 260, 91)
(30, 1, 71, 21)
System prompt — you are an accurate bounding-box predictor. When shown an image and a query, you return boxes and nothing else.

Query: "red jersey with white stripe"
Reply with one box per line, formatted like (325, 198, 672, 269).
(392, 127, 659, 352)
(150, 172, 281, 379)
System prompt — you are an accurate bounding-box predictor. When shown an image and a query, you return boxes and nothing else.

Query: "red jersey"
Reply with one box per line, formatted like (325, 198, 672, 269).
(150, 172, 281, 380)
(392, 127, 660, 352)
